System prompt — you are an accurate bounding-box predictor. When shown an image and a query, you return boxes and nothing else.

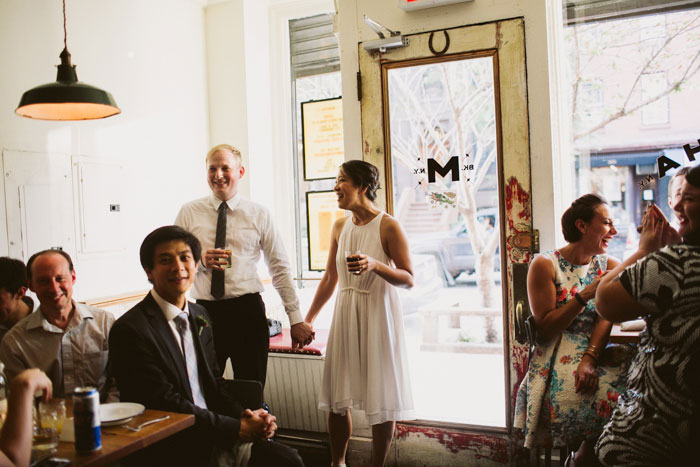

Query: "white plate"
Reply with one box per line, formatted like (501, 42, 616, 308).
(99, 402, 145, 427)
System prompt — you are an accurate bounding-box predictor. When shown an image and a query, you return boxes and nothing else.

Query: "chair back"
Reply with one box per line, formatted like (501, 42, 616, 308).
(224, 379, 263, 410)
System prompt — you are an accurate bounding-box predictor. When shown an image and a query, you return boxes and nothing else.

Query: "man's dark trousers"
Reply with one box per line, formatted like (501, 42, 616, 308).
(198, 293, 269, 387)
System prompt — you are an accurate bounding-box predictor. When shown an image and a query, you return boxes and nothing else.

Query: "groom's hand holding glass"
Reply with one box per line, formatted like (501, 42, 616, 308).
(202, 246, 232, 270)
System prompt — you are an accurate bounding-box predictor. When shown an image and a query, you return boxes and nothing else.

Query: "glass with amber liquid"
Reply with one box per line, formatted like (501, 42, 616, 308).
(345, 250, 362, 275)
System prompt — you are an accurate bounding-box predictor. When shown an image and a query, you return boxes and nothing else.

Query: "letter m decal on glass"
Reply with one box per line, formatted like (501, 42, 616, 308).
(427, 156, 460, 183)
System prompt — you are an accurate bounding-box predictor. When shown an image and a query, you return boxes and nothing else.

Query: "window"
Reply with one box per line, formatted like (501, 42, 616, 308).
(564, 0, 700, 25)
(289, 14, 342, 314)
(576, 80, 604, 132)
(641, 72, 669, 125)
(560, 5, 700, 257)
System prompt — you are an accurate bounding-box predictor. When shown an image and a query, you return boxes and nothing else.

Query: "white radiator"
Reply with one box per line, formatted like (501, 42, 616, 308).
(265, 353, 327, 431)
(264, 353, 371, 434)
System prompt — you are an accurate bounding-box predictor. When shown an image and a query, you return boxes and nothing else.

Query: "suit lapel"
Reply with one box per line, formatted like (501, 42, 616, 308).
(142, 294, 194, 403)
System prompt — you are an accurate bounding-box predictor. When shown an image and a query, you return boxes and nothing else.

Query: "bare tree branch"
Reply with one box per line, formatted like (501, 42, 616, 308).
(575, 48, 700, 140)
(572, 13, 700, 140)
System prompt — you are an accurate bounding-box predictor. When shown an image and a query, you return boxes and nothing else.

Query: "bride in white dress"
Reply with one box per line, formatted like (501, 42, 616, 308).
(304, 160, 415, 467)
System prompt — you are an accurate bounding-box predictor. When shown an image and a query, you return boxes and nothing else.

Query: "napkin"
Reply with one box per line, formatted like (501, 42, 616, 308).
(620, 319, 645, 332)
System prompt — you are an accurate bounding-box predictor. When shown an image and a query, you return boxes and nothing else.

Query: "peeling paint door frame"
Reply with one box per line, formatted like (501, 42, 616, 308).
(359, 17, 532, 462)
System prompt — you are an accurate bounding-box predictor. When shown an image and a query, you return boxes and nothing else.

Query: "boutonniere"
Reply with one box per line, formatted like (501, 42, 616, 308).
(196, 315, 211, 336)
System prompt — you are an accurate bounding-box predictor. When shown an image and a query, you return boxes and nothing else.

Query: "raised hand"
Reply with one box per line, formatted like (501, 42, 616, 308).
(647, 204, 682, 245)
(638, 205, 668, 254)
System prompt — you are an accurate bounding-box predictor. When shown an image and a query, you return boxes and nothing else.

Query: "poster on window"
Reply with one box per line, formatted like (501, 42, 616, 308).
(306, 191, 345, 271)
(302, 97, 344, 180)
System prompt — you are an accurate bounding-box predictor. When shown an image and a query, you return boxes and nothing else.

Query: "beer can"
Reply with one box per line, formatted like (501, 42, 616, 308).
(73, 386, 101, 452)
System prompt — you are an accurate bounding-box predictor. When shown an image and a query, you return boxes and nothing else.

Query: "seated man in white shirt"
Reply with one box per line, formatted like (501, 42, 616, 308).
(0, 250, 117, 401)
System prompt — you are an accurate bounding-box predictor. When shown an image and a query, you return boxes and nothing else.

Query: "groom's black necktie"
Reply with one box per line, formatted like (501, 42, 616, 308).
(211, 202, 227, 299)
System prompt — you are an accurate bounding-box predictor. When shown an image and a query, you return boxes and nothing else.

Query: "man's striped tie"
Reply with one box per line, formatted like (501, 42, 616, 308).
(174, 312, 208, 408)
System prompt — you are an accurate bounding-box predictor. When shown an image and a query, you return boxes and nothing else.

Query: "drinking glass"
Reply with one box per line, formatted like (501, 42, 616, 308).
(31, 427, 58, 462)
(218, 245, 233, 268)
(344, 250, 362, 275)
(40, 399, 66, 435)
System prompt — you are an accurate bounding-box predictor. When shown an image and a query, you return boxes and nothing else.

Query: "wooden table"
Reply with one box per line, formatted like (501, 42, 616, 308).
(609, 323, 642, 344)
(54, 406, 194, 466)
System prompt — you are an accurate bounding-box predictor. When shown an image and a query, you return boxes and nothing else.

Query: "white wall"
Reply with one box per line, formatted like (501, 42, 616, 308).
(336, 0, 559, 249)
(0, 0, 210, 299)
(0, 0, 562, 298)
(206, 0, 335, 276)
(205, 0, 251, 198)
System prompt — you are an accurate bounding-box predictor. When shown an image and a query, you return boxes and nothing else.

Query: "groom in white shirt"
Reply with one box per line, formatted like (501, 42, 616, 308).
(175, 144, 314, 386)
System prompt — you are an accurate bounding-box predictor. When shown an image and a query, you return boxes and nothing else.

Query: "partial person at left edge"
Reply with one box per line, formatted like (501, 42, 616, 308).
(0, 257, 34, 343)
(0, 250, 118, 402)
(0, 369, 53, 467)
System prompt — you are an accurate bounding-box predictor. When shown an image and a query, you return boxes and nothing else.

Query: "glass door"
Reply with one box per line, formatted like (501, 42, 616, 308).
(359, 17, 532, 458)
(384, 52, 505, 426)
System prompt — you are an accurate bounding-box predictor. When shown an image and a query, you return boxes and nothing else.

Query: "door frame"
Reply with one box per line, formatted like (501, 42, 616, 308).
(358, 16, 532, 445)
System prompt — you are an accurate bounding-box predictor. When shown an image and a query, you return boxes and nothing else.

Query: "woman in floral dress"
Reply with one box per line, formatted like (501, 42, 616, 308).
(514, 194, 633, 455)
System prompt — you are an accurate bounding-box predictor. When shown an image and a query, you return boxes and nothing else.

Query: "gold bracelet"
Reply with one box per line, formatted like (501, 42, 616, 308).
(585, 346, 601, 359)
(583, 350, 598, 363)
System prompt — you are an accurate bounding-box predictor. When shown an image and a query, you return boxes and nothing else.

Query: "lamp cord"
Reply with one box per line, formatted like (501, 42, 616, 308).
(62, 0, 67, 50)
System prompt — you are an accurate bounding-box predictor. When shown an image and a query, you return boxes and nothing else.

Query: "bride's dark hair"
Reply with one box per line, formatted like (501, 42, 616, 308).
(340, 160, 381, 201)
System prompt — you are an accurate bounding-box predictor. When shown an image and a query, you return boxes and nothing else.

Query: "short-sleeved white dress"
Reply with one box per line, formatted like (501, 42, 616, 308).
(318, 212, 415, 425)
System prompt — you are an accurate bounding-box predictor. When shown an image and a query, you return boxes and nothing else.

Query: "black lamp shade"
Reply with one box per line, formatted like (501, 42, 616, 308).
(16, 48, 120, 121)
(16, 82, 120, 120)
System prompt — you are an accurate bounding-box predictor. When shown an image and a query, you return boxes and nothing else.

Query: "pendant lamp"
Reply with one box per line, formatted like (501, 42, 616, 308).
(15, 0, 120, 121)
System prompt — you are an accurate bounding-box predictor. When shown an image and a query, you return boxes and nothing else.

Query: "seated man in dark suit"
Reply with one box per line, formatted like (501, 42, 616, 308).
(109, 226, 303, 467)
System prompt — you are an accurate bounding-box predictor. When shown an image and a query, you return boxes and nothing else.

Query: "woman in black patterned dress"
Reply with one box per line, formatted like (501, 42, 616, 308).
(590, 165, 700, 466)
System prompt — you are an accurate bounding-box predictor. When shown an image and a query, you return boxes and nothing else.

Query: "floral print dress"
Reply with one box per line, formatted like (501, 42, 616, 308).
(514, 250, 633, 449)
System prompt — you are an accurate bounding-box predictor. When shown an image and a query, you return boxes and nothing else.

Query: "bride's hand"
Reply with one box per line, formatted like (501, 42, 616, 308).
(356, 254, 378, 274)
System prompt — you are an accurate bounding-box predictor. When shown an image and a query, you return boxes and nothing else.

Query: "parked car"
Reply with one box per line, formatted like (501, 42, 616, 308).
(410, 210, 501, 286)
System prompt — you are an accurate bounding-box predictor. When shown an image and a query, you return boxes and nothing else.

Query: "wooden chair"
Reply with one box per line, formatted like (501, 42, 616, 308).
(223, 379, 263, 410)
